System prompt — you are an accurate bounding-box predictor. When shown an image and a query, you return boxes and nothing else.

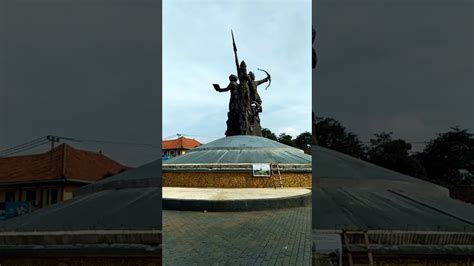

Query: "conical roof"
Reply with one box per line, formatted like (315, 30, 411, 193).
(163, 135, 311, 165)
(312, 146, 474, 231)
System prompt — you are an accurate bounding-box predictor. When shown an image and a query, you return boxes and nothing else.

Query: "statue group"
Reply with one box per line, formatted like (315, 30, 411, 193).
(213, 31, 271, 137)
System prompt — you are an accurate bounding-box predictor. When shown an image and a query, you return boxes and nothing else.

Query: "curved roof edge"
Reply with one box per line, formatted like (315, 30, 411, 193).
(164, 136, 311, 165)
(163, 163, 311, 173)
(74, 159, 161, 197)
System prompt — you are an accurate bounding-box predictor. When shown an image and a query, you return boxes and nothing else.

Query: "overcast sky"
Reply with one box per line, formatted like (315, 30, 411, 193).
(0, 0, 161, 167)
(163, 0, 312, 142)
(0, 0, 472, 167)
(314, 0, 473, 151)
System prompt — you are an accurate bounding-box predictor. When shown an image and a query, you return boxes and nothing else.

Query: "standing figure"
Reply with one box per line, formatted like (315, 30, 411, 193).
(213, 74, 243, 136)
(234, 60, 252, 135)
(248, 71, 270, 136)
(231, 31, 253, 136)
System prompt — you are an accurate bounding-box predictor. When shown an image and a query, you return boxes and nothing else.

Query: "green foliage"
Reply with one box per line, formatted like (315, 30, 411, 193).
(418, 127, 474, 185)
(262, 128, 312, 150)
(278, 133, 296, 147)
(367, 132, 426, 178)
(294, 131, 312, 150)
(262, 120, 473, 186)
(261, 128, 277, 141)
(314, 117, 365, 159)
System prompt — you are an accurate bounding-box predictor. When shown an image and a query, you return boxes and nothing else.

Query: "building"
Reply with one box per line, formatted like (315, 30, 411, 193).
(0, 158, 162, 264)
(162, 136, 201, 160)
(0, 143, 128, 211)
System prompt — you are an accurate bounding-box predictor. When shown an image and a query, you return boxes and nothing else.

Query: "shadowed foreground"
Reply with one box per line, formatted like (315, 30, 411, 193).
(163, 207, 311, 265)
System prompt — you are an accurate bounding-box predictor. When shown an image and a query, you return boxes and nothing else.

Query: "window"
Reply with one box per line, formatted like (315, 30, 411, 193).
(25, 190, 36, 203)
(50, 188, 59, 204)
(5, 191, 15, 202)
(42, 187, 60, 206)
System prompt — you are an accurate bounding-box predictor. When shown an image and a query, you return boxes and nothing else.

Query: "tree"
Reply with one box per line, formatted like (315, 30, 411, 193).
(262, 128, 277, 141)
(315, 117, 365, 158)
(278, 133, 296, 147)
(367, 132, 426, 178)
(418, 127, 474, 185)
(294, 131, 312, 150)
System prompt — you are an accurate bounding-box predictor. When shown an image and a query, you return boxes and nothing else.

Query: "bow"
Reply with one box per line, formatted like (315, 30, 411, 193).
(257, 68, 271, 90)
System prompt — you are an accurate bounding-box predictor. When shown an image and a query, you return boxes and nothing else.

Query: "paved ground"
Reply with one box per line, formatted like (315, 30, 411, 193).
(163, 187, 311, 200)
(163, 206, 311, 265)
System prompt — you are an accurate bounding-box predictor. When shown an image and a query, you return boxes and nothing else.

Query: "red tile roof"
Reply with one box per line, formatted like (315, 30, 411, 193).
(162, 136, 201, 150)
(0, 144, 128, 184)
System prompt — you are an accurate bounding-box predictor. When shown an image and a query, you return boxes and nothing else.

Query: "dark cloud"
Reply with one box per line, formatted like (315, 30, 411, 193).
(314, 0, 474, 144)
(1, 0, 161, 166)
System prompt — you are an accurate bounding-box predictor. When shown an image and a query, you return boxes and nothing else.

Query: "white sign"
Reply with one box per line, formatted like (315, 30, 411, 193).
(252, 163, 271, 177)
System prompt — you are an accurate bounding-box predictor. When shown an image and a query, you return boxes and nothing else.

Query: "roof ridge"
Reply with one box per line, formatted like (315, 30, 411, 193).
(78, 148, 129, 169)
(60, 144, 111, 158)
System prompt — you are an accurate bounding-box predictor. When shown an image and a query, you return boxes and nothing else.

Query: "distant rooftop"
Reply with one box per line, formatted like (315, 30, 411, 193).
(162, 136, 201, 150)
(0, 143, 128, 184)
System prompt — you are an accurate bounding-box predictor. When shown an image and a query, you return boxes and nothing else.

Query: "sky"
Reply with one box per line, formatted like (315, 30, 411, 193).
(0, 0, 472, 167)
(163, 0, 312, 143)
(314, 0, 474, 151)
(0, 0, 162, 167)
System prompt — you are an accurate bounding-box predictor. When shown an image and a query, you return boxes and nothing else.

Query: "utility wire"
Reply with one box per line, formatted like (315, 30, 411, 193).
(0, 139, 50, 157)
(0, 136, 48, 154)
(54, 136, 161, 148)
(0, 135, 162, 158)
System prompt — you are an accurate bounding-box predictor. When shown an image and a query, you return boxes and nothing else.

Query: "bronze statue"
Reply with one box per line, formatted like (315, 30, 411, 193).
(248, 70, 270, 136)
(213, 74, 242, 136)
(213, 31, 271, 137)
(312, 26, 318, 145)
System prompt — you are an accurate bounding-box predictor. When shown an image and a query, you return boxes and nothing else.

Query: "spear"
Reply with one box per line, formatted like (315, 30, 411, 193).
(231, 30, 240, 77)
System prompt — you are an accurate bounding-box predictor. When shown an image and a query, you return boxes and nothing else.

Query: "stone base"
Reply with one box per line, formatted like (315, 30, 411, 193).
(162, 172, 311, 188)
(163, 187, 311, 211)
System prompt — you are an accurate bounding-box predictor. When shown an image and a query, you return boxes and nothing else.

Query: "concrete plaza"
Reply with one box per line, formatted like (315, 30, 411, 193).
(163, 206, 312, 265)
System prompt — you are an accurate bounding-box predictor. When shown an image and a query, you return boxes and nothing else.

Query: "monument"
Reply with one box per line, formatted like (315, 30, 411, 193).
(213, 31, 271, 137)
(162, 31, 311, 212)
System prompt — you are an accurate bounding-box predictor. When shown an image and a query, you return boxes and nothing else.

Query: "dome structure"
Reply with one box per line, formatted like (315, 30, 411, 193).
(163, 135, 312, 188)
(164, 135, 311, 164)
